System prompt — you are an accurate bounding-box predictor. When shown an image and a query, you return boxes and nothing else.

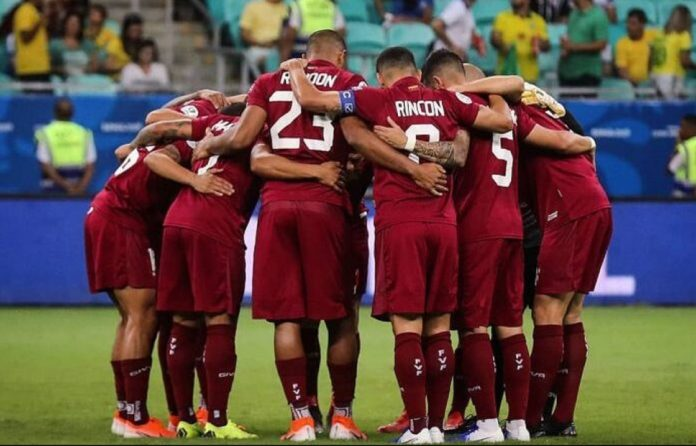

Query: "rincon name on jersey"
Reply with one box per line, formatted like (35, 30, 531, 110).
(395, 100, 445, 118)
(280, 71, 337, 89)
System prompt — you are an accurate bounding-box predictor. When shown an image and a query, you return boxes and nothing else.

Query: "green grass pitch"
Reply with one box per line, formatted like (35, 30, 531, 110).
(1, 306, 695, 444)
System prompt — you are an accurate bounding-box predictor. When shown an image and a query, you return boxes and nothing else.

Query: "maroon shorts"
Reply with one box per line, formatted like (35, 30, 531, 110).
(157, 227, 245, 315)
(252, 201, 350, 322)
(349, 216, 369, 301)
(84, 207, 157, 293)
(372, 222, 458, 321)
(536, 208, 613, 295)
(454, 239, 524, 330)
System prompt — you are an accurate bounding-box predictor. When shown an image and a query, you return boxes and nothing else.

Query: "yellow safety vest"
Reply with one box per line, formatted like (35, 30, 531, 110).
(35, 121, 91, 168)
(675, 137, 696, 185)
(296, 0, 336, 37)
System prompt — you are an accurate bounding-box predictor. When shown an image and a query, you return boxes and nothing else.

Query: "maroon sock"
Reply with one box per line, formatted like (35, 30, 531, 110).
(157, 321, 178, 416)
(204, 324, 237, 427)
(111, 360, 127, 418)
(394, 332, 428, 433)
(121, 357, 152, 425)
(424, 332, 454, 429)
(492, 334, 505, 413)
(450, 346, 470, 413)
(500, 334, 530, 421)
(195, 326, 208, 408)
(328, 361, 357, 411)
(552, 323, 588, 424)
(461, 333, 497, 420)
(276, 356, 309, 418)
(300, 327, 321, 402)
(167, 323, 198, 423)
(526, 325, 564, 427)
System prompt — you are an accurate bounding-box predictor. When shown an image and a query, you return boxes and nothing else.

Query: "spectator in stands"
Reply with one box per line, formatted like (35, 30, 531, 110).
(121, 39, 170, 92)
(491, 0, 550, 83)
(240, 0, 289, 72)
(559, 0, 609, 92)
(375, 0, 433, 24)
(531, 0, 571, 23)
(615, 8, 656, 86)
(35, 97, 96, 195)
(432, 0, 486, 61)
(119, 13, 144, 62)
(593, 0, 617, 23)
(279, 0, 345, 61)
(50, 11, 99, 77)
(13, 0, 51, 88)
(85, 3, 121, 72)
(651, 5, 695, 99)
(668, 114, 696, 198)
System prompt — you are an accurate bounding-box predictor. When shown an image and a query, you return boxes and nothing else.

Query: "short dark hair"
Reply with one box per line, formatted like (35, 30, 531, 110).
(91, 3, 107, 19)
(54, 97, 74, 120)
(136, 39, 159, 61)
(220, 102, 246, 117)
(682, 114, 696, 126)
(375, 46, 417, 74)
(421, 49, 465, 86)
(627, 8, 647, 24)
(307, 29, 346, 54)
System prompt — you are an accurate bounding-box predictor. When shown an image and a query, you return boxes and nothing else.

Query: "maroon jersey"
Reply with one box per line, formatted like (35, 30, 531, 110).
(164, 114, 259, 246)
(92, 141, 193, 232)
(247, 59, 366, 210)
(453, 96, 523, 241)
(348, 76, 481, 230)
(171, 98, 218, 118)
(517, 104, 611, 230)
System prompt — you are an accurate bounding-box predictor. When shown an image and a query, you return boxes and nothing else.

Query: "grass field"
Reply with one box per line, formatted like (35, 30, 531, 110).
(1, 306, 695, 445)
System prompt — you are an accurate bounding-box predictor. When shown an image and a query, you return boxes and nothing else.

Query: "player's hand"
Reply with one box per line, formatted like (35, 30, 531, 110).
(193, 130, 214, 162)
(279, 58, 308, 72)
(313, 161, 346, 193)
(198, 89, 227, 110)
(114, 143, 133, 162)
(191, 169, 235, 196)
(410, 163, 448, 197)
(374, 116, 408, 149)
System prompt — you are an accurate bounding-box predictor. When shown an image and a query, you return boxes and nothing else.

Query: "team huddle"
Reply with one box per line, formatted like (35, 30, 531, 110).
(83, 29, 612, 444)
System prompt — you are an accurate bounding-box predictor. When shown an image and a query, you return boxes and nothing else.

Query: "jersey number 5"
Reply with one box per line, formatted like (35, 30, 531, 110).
(269, 91, 334, 151)
(492, 131, 514, 188)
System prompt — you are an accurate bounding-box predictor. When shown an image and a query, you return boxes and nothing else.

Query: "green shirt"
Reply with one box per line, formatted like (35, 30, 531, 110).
(559, 5, 609, 80)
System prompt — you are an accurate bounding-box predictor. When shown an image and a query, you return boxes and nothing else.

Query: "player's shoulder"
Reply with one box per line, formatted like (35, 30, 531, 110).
(175, 99, 216, 118)
(440, 89, 485, 106)
(250, 71, 281, 91)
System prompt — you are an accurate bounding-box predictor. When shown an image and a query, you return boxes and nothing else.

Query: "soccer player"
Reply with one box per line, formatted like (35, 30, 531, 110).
(281, 46, 518, 444)
(84, 101, 231, 438)
(518, 86, 613, 438)
(135, 107, 259, 440)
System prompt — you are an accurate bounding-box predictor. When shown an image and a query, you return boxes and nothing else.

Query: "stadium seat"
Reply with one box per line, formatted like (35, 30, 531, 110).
(608, 23, 626, 49)
(546, 23, 567, 46)
(0, 0, 19, 20)
(348, 55, 378, 86)
(264, 48, 280, 72)
(471, 0, 508, 25)
(338, 0, 369, 22)
(65, 74, 117, 95)
(206, 0, 227, 26)
(386, 23, 435, 67)
(615, 0, 658, 24)
(347, 22, 386, 54)
(468, 25, 498, 75)
(0, 72, 14, 95)
(538, 44, 560, 77)
(657, 0, 696, 25)
(600, 77, 636, 100)
(434, 0, 453, 17)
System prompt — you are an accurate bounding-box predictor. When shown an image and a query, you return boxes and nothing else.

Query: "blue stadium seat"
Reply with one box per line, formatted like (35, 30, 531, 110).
(434, 0, 453, 17)
(264, 48, 280, 72)
(600, 77, 636, 100)
(348, 55, 378, 86)
(538, 45, 560, 76)
(615, 0, 658, 24)
(338, 0, 369, 22)
(66, 74, 117, 96)
(224, 0, 250, 25)
(386, 23, 435, 67)
(471, 0, 508, 25)
(657, 0, 696, 26)
(347, 22, 386, 53)
(0, 72, 14, 95)
(206, 0, 227, 25)
(0, 0, 19, 20)
(609, 23, 626, 49)
(546, 23, 567, 46)
(468, 25, 498, 75)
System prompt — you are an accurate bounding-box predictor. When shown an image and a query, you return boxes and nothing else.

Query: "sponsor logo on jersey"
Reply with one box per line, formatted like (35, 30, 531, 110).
(180, 105, 200, 118)
(455, 92, 472, 105)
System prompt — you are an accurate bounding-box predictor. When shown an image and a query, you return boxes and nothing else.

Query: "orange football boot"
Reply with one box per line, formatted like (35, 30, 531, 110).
(123, 417, 176, 438)
(377, 410, 409, 434)
(280, 416, 316, 441)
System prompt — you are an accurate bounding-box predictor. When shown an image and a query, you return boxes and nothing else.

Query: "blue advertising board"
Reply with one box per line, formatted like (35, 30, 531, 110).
(0, 199, 694, 306)
(0, 95, 692, 197)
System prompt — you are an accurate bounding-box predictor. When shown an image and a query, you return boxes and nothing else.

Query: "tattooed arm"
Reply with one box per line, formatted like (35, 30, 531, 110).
(129, 119, 193, 149)
(283, 59, 343, 115)
(373, 117, 471, 169)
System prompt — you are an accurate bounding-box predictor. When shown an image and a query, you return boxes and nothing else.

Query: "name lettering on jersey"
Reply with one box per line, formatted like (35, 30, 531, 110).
(394, 100, 445, 118)
(209, 120, 235, 134)
(280, 71, 337, 88)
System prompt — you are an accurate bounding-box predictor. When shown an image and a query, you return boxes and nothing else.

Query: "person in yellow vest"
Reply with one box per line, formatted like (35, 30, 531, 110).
(13, 0, 51, 90)
(668, 115, 696, 198)
(35, 98, 97, 195)
(279, 0, 345, 61)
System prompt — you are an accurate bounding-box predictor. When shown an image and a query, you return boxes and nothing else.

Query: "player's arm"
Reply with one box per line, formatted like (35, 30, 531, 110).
(144, 145, 234, 196)
(250, 141, 346, 192)
(195, 105, 267, 157)
(129, 118, 194, 149)
(374, 117, 470, 169)
(524, 125, 596, 155)
(283, 59, 343, 115)
(449, 76, 525, 103)
(341, 116, 449, 196)
(146, 89, 228, 124)
(471, 95, 514, 133)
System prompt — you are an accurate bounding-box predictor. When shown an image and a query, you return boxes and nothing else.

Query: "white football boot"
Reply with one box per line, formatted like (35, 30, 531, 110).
(461, 419, 505, 443)
(429, 427, 446, 443)
(504, 419, 530, 442)
(396, 428, 433, 444)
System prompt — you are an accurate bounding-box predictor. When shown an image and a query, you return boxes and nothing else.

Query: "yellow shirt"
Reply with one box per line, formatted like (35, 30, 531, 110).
(105, 37, 131, 71)
(92, 27, 118, 50)
(240, 0, 289, 45)
(615, 29, 658, 84)
(493, 10, 548, 82)
(651, 30, 692, 77)
(13, 2, 50, 75)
